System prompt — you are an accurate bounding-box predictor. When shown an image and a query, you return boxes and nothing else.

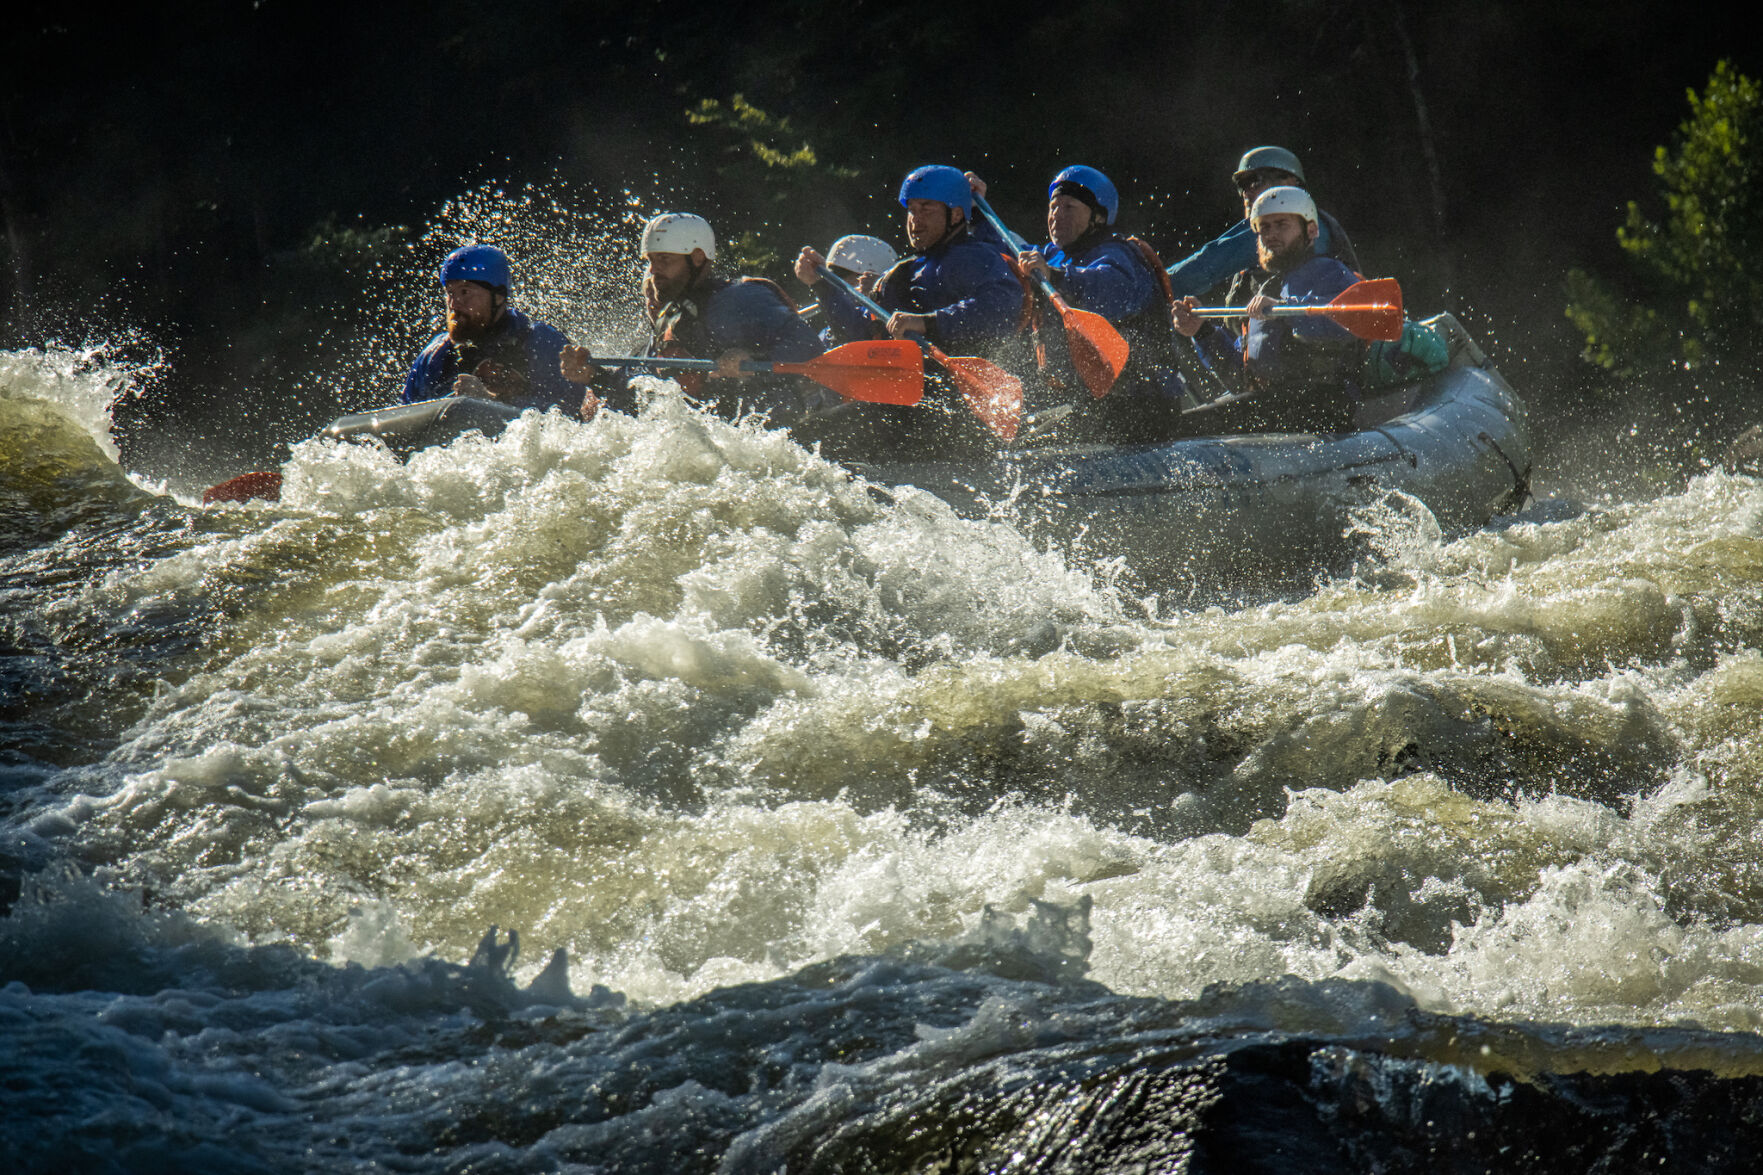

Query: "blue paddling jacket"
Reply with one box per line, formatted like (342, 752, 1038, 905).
(1167, 208, 1359, 301)
(819, 227, 1023, 359)
(401, 307, 575, 411)
(972, 217, 1185, 404)
(1191, 252, 1362, 422)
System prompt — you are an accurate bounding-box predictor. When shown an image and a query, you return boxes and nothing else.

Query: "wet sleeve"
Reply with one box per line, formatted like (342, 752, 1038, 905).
(521, 321, 579, 412)
(968, 214, 1032, 254)
(1165, 221, 1258, 301)
(1059, 242, 1155, 321)
(927, 249, 1022, 350)
(401, 336, 450, 404)
(1285, 260, 1358, 344)
(708, 285, 826, 363)
(1192, 322, 1244, 383)
(817, 278, 887, 344)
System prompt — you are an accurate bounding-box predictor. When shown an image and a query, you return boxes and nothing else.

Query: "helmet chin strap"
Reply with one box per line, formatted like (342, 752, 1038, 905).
(917, 207, 963, 253)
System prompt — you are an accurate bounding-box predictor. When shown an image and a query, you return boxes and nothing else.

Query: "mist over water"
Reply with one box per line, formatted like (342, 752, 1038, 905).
(8, 199, 1763, 1168)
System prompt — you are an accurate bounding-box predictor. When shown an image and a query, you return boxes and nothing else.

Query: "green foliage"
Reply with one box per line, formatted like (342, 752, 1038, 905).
(682, 94, 872, 280)
(719, 229, 781, 278)
(275, 216, 410, 285)
(686, 95, 856, 178)
(1566, 60, 1763, 384)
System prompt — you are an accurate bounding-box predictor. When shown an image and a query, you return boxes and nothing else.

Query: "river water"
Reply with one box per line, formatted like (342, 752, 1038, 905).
(6, 341, 1763, 1172)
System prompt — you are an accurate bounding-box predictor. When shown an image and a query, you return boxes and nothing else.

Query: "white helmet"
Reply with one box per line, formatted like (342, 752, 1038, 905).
(641, 213, 716, 260)
(825, 234, 896, 276)
(1248, 185, 1317, 229)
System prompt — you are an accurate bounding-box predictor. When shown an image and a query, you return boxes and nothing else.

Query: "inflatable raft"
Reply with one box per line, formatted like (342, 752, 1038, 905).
(853, 315, 1530, 584)
(240, 316, 1528, 585)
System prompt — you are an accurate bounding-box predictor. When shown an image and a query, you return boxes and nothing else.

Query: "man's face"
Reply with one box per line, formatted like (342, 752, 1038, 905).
(1047, 193, 1099, 250)
(1253, 212, 1318, 271)
(645, 251, 699, 303)
(905, 199, 959, 250)
(1238, 169, 1301, 217)
(444, 280, 501, 341)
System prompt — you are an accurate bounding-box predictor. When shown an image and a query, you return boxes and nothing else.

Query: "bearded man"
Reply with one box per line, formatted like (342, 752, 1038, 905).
(1171, 186, 1361, 433)
(1165, 145, 1360, 302)
(401, 243, 575, 411)
(561, 212, 823, 425)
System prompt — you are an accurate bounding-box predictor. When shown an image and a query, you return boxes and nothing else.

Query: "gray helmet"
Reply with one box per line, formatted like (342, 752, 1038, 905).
(1232, 146, 1306, 185)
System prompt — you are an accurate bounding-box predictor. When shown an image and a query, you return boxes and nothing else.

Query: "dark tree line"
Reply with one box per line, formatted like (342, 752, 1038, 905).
(1, 1, 1755, 479)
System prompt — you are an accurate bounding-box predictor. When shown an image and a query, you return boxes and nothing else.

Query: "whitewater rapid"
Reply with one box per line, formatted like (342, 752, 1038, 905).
(7, 343, 1763, 1170)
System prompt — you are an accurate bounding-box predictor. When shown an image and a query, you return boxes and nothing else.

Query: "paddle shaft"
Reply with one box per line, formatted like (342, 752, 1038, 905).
(1185, 303, 1394, 320)
(815, 264, 1022, 441)
(591, 355, 794, 374)
(970, 192, 1060, 303)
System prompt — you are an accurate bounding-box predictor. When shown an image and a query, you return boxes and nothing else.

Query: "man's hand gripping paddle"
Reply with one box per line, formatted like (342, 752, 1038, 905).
(814, 264, 1022, 441)
(589, 339, 924, 405)
(1185, 278, 1406, 342)
(970, 191, 1131, 399)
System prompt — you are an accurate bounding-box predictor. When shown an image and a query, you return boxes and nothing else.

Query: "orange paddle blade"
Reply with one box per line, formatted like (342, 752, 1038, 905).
(1190, 277, 1406, 342)
(1304, 277, 1404, 342)
(1056, 299, 1131, 399)
(202, 470, 283, 505)
(775, 340, 924, 405)
(933, 351, 1023, 442)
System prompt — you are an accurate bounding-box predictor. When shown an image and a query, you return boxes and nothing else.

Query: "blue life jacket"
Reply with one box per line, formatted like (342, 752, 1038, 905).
(1041, 232, 1186, 403)
(970, 216, 1185, 405)
(402, 307, 575, 411)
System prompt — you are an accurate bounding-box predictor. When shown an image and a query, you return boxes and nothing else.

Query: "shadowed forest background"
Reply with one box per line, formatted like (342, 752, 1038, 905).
(2, 0, 1758, 494)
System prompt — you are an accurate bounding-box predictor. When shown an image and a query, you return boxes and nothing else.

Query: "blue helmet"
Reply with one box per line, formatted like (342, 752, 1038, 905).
(437, 243, 512, 290)
(1048, 165, 1118, 225)
(898, 165, 973, 216)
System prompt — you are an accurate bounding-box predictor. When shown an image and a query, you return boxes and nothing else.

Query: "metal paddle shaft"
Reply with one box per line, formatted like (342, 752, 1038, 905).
(970, 191, 1130, 399)
(1186, 277, 1405, 342)
(590, 339, 924, 405)
(813, 264, 1022, 441)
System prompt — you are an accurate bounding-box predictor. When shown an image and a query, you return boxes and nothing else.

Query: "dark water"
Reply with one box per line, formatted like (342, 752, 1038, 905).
(7, 343, 1763, 1172)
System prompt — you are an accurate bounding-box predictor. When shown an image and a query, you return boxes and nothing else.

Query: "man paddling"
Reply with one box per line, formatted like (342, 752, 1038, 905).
(1165, 146, 1360, 302)
(802, 233, 897, 341)
(967, 165, 1189, 439)
(823, 234, 897, 285)
(402, 244, 577, 412)
(1171, 186, 1361, 432)
(789, 166, 1028, 455)
(794, 165, 1024, 370)
(561, 212, 824, 424)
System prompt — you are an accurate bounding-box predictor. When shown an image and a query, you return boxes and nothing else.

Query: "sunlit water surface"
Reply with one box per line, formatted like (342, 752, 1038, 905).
(6, 343, 1763, 1172)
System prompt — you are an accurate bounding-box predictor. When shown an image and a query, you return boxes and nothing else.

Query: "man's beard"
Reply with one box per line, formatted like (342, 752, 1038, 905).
(650, 274, 689, 305)
(1256, 236, 1314, 275)
(447, 310, 495, 343)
